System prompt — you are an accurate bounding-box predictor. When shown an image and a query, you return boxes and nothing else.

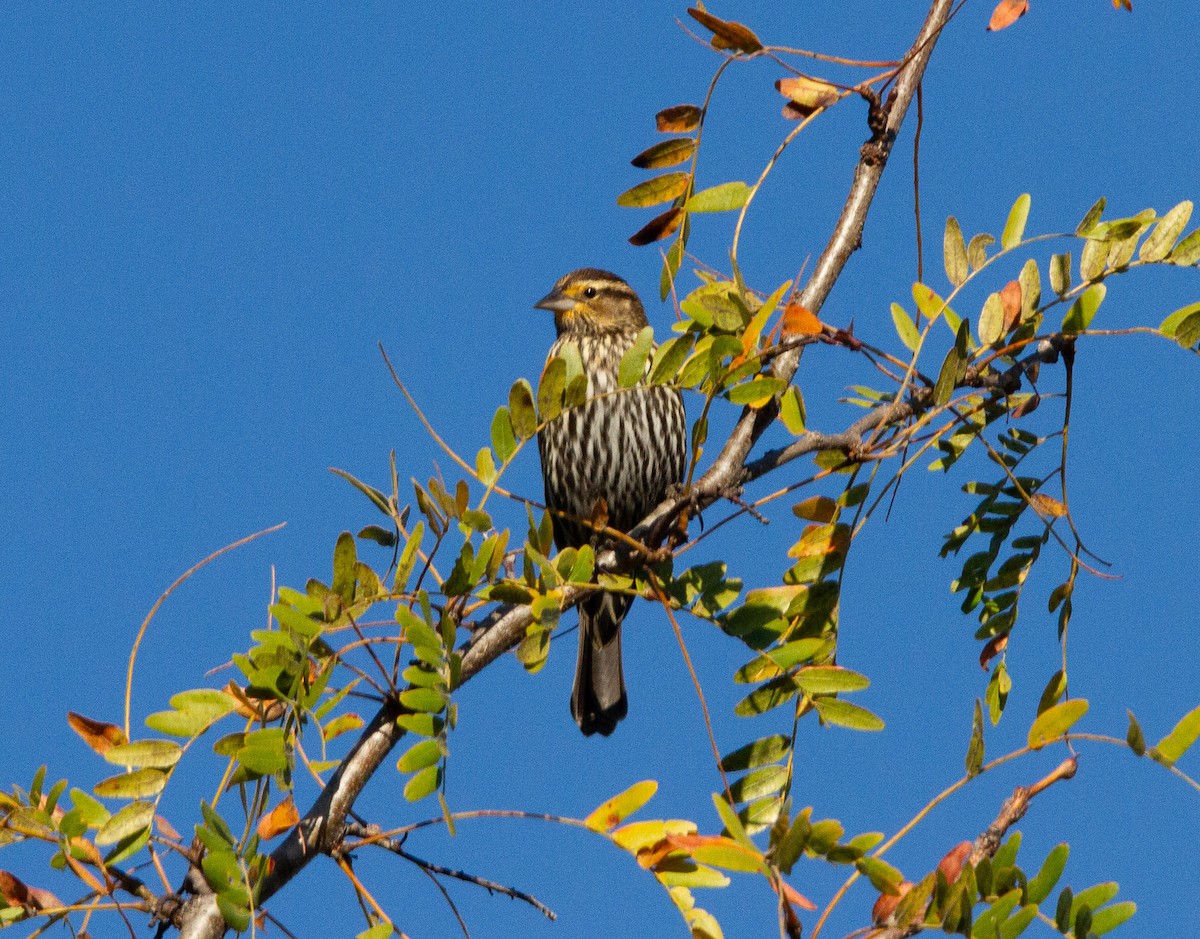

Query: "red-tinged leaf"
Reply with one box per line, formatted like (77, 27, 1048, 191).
(937, 842, 972, 882)
(256, 795, 300, 840)
(686, 7, 764, 53)
(24, 884, 63, 911)
(1000, 280, 1022, 334)
(775, 77, 838, 117)
(1012, 394, 1040, 418)
(585, 780, 658, 832)
(988, 0, 1030, 31)
(873, 881, 914, 925)
(656, 104, 702, 133)
(773, 877, 818, 911)
(664, 833, 767, 873)
(68, 712, 128, 755)
(629, 206, 685, 246)
(781, 301, 822, 336)
(979, 632, 1009, 671)
(1030, 493, 1067, 518)
(155, 815, 182, 841)
(0, 870, 30, 906)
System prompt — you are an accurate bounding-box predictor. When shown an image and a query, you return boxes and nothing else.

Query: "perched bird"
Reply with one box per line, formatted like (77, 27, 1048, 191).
(534, 269, 687, 736)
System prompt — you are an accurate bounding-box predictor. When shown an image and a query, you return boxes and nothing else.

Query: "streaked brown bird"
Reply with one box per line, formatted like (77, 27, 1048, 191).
(534, 269, 687, 736)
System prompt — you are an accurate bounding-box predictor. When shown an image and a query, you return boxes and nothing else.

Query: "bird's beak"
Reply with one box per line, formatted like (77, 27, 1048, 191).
(534, 288, 576, 314)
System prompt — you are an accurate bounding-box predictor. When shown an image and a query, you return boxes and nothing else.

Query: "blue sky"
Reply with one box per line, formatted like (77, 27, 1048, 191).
(2, 3, 1198, 937)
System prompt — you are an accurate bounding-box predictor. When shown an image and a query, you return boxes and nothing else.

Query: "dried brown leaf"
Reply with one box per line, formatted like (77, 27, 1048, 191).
(67, 712, 127, 756)
(656, 104, 702, 133)
(629, 206, 685, 246)
(686, 8, 764, 53)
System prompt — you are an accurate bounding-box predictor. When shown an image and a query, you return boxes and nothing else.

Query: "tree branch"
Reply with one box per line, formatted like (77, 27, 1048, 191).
(174, 3, 955, 935)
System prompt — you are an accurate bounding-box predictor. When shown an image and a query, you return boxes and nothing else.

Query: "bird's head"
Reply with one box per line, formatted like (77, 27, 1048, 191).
(534, 269, 648, 336)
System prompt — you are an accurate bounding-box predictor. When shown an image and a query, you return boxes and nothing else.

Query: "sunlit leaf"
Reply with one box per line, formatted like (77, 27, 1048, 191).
(944, 216, 969, 286)
(775, 76, 838, 117)
(619, 326, 655, 388)
(631, 138, 697, 169)
(686, 7, 763, 53)
(813, 698, 884, 731)
(617, 172, 691, 208)
(656, 104, 702, 133)
(1061, 283, 1105, 333)
(1001, 193, 1031, 248)
(1150, 703, 1200, 766)
(585, 780, 658, 832)
(68, 713, 127, 756)
(686, 181, 752, 213)
(988, 0, 1029, 31)
(891, 303, 920, 352)
(1139, 200, 1192, 261)
(1027, 698, 1088, 749)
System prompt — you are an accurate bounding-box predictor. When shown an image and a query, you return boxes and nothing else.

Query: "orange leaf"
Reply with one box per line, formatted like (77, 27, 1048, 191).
(0, 870, 30, 906)
(686, 8, 764, 53)
(256, 794, 300, 840)
(775, 77, 838, 117)
(629, 206, 685, 246)
(637, 838, 679, 870)
(774, 877, 818, 911)
(1030, 493, 1067, 517)
(988, 0, 1029, 30)
(873, 881, 914, 925)
(67, 712, 127, 756)
(64, 851, 106, 895)
(979, 633, 1009, 671)
(1000, 280, 1022, 334)
(1012, 394, 1040, 419)
(656, 104, 703, 134)
(1112, 0, 1131, 8)
(155, 814, 182, 841)
(937, 842, 972, 882)
(781, 301, 822, 336)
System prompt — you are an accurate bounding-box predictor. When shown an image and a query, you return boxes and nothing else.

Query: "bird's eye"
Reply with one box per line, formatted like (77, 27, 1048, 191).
(583, 286, 597, 299)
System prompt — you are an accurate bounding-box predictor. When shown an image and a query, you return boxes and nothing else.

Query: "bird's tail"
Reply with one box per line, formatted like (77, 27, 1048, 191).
(571, 591, 631, 736)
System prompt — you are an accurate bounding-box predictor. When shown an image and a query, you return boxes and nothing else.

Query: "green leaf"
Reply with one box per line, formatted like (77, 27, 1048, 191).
(104, 740, 183, 769)
(1062, 283, 1105, 333)
(967, 233, 995, 271)
(508, 379, 538, 439)
(711, 792, 754, 848)
(397, 738, 443, 773)
(1169, 228, 1200, 266)
(891, 303, 920, 352)
(727, 764, 788, 804)
(1160, 302, 1200, 348)
(491, 407, 517, 462)
(726, 376, 786, 405)
(719, 735, 790, 773)
(779, 386, 806, 434)
(94, 800, 155, 846)
(1002, 193, 1031, 249)
(1089, 900, 1136, 935)
(978, 291, 1005, 346)
(1075, 197, 1106, 236)
(1140, 200, 1192, 261)
(813, 698, 884, 731)
(330, 467, 392, 517)
(358, 924, 396, 939)
(399, 687, 446, 714)
(966, 699, 984, 777)
(585, 780, 658, 832)
(1150, 703, 1200, 766)
(1027, 698, 1088, 749)
(1036, 670, 1067, 716)
(1126, 710, 1146, 756)
(1050, 252, 1072, 296)
(619, 326, 655, 388)
(686, 181, 751, 213)
(94, 769, 167, 799)
(857, 856, 903, 893)
(631, 137, 697, 169)
(1025, 843, 1068, 904)
(216, 896, 251, 933)
(1079, 236, 1107, 281)
(999, 905, 1038, 939)
(617, 171, 690, 208)
(793, 665, 869, 695)
(403, 765, 441, 802)
(537, 355, 567, 422)
(944, 216, 969, 286)
(933, 343, 963, 406)
(649, 334, 693, 384)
